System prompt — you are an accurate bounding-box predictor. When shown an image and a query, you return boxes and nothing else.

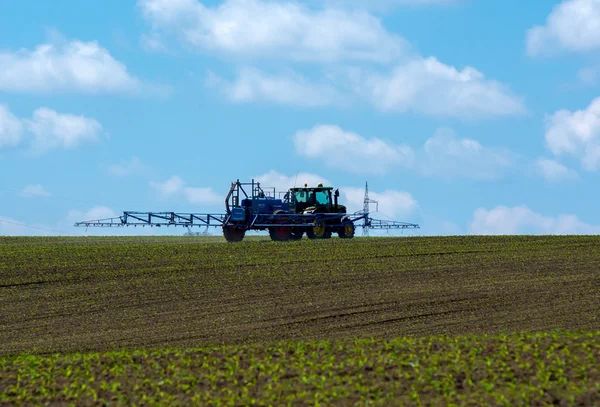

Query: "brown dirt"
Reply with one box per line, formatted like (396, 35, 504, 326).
(1, 235, 599, 355)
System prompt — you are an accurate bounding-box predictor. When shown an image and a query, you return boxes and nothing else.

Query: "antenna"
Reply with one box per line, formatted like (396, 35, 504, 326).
(363, 182, 379, 236)
(293, 170, 299, 188)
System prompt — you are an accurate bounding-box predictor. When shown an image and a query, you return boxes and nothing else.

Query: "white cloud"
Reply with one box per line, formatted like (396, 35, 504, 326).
(207, 68, 345, 107)
(255, 170, 331, 194)
(0, 105, 24, 148)
(20, 185, 51, 198)
(183, 187, 222, 205)
(138, 0, 405, 63)
(150, 176, 221, 205)
(421, 128, 513, 179)
(544, 97, 600, 171)
(526, 0, 600, 56)
(294, 125, 512, 178)
(470, 205, 600, 235)
(0, 39, 144, 94)
(534, 158, 579, 182)
(139, 1, 522, 119)
(151, 175, 186, 197)
(108, 156, 147, 176)
(342, 187, 417, 218)
(0, 105, 102, 153)
(208, 62, 524, 117)
(294, 125, 414, 174)
(26, 108, 102, 152)
(357, 57, 526, 118)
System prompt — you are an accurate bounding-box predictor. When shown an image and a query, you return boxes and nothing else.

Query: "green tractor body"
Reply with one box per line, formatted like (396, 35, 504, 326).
(277, 184, 355, 240)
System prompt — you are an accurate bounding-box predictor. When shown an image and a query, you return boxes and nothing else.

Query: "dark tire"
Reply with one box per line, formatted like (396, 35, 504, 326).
(338, 219, 355, 239)
(269, 210, 291, 241)
(223, 225, 245, 242)
(289, 228, 304, 240)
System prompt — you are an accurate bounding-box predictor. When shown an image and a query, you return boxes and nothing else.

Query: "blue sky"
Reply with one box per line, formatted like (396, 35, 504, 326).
(2, 0, 600, 236)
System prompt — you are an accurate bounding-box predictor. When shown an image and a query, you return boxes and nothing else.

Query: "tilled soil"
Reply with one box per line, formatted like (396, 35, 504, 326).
(1, 235, 599, 355)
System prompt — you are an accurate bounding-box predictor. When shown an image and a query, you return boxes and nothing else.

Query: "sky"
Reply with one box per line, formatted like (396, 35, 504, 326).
(2, 0, 600, 236)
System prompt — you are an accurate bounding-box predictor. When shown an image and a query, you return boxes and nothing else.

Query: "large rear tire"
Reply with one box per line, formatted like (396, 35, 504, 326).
(223, 225, 245, 242)
(269, 210, 291, 241)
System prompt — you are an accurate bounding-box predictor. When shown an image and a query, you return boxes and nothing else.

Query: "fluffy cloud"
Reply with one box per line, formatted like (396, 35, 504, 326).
(19, 185, 51, 198)
(358, 58, 526, 118)
(544, 97, 600, 171)
(294, 125, 513, 178)
(108, 156, 147, 177)
(294, 125, 414, 174)
(150, 176, 221, 205)
(0, 105, 102, 153)
(534, 158, 579, 182)
(470, 205, 600, 235)
(421, 128, 513, 179)
(255, 170, 331, 194)
(138, 0, 405, 62)
(141, 1, 523, 118)
(207, 61, 525, 117)
(526, 0, 600, 56)
(26, 108, 102, 152)
(0, 39, 144, 93)
(150, 176, 186, 197)
(0, 105, 24, 148)
(342, 187, 417, 218)
(206, 68, 345, 107)
(184, 187, 223, 205)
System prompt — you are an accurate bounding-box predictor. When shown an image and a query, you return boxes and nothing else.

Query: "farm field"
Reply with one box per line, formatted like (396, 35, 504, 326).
(1, 235, 600, 404)
(2, 331, 599, 405)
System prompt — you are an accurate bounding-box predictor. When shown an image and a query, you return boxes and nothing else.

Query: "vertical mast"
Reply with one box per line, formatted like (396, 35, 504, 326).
(363, 182, 379, 236)
(364, 182, 370, 236)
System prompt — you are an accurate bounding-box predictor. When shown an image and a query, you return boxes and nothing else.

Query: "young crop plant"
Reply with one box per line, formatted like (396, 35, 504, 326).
(1, 330, 599, 405)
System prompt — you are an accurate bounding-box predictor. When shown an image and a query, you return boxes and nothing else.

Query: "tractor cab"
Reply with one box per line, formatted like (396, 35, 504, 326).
(289, 184, 342, 214)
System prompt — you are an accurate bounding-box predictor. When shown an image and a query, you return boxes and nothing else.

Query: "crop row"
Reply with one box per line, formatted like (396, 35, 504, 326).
(1, 330, 599, 406)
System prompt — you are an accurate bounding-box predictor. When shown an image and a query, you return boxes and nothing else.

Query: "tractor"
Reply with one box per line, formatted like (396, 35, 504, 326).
(74, 179, 420, 238)
(283, 184, 355, 241)
(222, 181, 357, 242)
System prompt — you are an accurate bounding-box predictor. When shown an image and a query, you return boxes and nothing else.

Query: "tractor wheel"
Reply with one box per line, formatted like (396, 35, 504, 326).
(338, 219, 355, 239)
(308, 220, 328, 239)
(223, 225, 245, 242)
(269, 210, 291, 241)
